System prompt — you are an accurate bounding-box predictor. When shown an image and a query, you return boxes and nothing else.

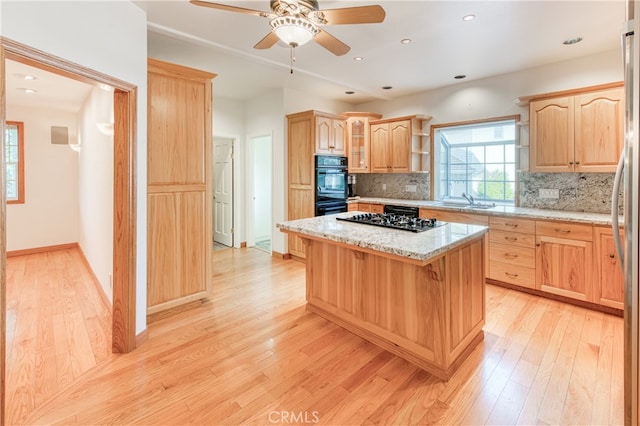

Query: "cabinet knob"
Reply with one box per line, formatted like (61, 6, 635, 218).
(575, 161, 580, 165)
(536, 243, 541, 247)
(505, 272, 519, 278)
(569, 161, 574, 165)
(554, 228, 571, 234)
(608, 253, 616, 259)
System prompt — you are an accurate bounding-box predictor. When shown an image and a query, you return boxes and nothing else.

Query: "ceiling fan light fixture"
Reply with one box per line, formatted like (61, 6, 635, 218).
(270, 16, 319, 47)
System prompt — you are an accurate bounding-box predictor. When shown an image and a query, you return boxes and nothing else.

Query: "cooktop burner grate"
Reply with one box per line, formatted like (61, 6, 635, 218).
(337, 213, 444, 233)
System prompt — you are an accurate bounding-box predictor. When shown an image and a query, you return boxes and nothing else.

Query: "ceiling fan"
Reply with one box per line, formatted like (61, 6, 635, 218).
(189, 0, 386, 56)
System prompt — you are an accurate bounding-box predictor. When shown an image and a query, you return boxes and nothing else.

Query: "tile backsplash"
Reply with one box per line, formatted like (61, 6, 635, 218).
(519, 172, 620, 214)
(354, 171, 620, 214)
(353, 173, 430, 200)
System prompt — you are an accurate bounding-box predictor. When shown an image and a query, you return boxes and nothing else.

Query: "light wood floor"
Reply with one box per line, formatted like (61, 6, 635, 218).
(5, 248, 112, 425)
(9, 247, 624, 425)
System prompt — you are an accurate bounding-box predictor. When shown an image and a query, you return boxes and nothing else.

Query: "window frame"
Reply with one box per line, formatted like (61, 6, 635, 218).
(431, 115, 520, 204)
(5, 120, 25, 204)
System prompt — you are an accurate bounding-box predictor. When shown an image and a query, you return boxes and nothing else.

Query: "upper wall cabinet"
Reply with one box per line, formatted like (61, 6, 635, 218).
(370, 115, 432, 174)
(528, 84, 624, 173)
(345, 112, 382, 173)
(315, 113, 347, 156)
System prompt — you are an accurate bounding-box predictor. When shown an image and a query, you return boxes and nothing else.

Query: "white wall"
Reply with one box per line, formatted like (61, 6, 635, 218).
(357, 49, 622, 129)
(253, 136, 272, 242)
(1, 1, 148, 333)
(5, 105, 79, 251)
(78, 86, 114, 302)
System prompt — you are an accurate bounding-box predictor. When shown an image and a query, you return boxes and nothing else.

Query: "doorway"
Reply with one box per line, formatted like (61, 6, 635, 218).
(1, 40, 138, 422)
(213, 137, 234, 248)
(250, 135, 272, 253)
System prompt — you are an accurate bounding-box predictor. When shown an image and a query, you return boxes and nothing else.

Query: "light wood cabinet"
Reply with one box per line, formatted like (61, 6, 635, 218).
(147, 58, 216, 315)
(315, 114, 347, 156)
(535, 220, 594, 302)
(593, 226, 624, 309)
(529, 85, 624, 172)
(345, 112, 382, 173)
(287, 110, 346, 258)
(357, 203, 384, 213)
(370, 119, 411, 173)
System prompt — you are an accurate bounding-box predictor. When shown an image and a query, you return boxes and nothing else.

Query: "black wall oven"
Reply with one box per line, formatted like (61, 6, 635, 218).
(315, 155, 348, 216)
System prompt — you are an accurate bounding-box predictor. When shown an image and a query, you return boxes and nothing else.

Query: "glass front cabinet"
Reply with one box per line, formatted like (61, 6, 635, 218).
(345, 112, 382, 173)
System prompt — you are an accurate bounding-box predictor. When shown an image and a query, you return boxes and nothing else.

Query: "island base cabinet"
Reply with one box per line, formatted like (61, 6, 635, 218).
(303, 238, 485, 380)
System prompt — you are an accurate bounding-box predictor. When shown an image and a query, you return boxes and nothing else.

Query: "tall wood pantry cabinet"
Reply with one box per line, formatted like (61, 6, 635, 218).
(147, 58, 217, 315)
(286, 110, 347, 258)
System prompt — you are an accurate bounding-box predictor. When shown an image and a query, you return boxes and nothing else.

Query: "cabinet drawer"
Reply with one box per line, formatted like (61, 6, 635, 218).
(489, 216, 535, 234)
(489, 230, 536, 248)
(488, 261, 536, 289)
(536, 220, 593, 241)
(489, 243, 535, 268)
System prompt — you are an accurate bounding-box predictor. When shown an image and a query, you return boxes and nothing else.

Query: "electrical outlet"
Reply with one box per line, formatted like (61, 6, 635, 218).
(539, 188, 559, 199)
(382, 183, 387, 191)
(405, 184, 417, 192)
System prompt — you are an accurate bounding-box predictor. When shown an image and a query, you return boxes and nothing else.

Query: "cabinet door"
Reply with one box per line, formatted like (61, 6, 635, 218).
(574, 88, 624, 172)
(315, 116, 332, 154)
(288, 187, 314, 258)
(594, 226, 624, 309)
(332, 119, 347, 155)
(390, 120, 411, 172)
(348, 118, 368, 172)
(289, 117, 314, 186)
(536, 235, 593, 302)
(530, 97, 574, 172)
(370, 123, 390, 173)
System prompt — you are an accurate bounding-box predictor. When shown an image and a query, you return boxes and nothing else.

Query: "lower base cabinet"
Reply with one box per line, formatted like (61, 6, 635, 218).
(594, 226, 625, 309)
(535, 221, 594, 302)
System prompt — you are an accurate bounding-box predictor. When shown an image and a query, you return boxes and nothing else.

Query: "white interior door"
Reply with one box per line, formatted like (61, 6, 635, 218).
(213, 137, 233, 247)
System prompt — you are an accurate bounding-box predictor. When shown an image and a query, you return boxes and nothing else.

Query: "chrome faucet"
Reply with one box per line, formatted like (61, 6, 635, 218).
(461, 192, 474, 205)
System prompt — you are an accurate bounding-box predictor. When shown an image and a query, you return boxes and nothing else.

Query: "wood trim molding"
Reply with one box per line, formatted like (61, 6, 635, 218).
(5, 120, 24, 204)
(1, 37, 135, 91)
(135, 328, 149, 348)
(514, 81, 624, 106)
(112, 88, 137, 352)
(1, 37, 139, 355)
(271, 250, 292, 260)
(0, 44, 7, 426)
(76, 245, 112, 314)
(7, 242, 78, 258)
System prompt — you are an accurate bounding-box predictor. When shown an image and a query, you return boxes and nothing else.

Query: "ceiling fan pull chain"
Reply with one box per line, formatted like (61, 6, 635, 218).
(290, 44, 297, 74)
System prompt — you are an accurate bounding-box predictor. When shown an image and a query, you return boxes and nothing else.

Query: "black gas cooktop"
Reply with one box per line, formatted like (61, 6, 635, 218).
(336, 213, 444, 233)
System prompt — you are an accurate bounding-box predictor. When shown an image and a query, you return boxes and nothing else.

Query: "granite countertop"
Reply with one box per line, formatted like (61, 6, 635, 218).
(277, 212, 488, 263)
(350, 197, 620, 226)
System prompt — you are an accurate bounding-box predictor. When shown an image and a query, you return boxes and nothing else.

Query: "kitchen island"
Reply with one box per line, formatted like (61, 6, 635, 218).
(277, 212, 488, 380)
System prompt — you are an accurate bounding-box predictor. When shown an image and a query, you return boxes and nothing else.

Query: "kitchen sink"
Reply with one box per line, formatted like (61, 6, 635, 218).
(432, 201, 496, 209)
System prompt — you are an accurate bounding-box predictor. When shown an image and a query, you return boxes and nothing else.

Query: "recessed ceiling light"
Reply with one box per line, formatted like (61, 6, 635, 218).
(354, 56, 363, 61)
(563, 36, 583, 45)
(17, 88, 38, 94)
(454, 75, 466, 79)
(382, 86, 392, 90)
(345, 91, 355, 95)
(401, 39, 411, 44)
(462, 14, 476, 21)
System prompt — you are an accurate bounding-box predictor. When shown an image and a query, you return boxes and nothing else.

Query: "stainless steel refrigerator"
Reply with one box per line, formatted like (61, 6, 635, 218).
(612, 1, 639, 424)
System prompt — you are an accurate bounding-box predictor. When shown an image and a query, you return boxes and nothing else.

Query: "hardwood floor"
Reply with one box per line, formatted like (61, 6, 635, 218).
(9, 247, 624, 425)
(5, 248, 112, 425)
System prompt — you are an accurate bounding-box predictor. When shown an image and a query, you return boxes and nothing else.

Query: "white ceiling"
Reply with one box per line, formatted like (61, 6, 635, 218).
(4, 1, 627, 111)
(136, 0, 627, 104)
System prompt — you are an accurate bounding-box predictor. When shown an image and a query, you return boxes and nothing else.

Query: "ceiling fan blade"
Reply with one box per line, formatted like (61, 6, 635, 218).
(312, 5, 385, 25)
(314, 29, 350, 56)
(189, 0, 269, 18)
(254, 32, 280, 49)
